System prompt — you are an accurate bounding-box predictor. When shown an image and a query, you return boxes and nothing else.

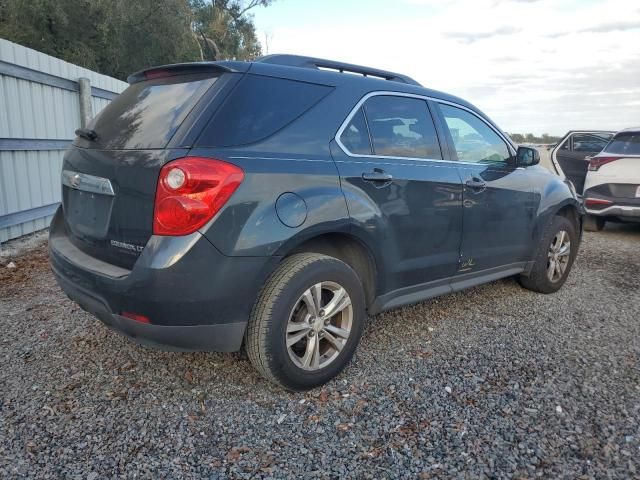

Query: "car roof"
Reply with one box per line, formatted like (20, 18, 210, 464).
(130, 55, 509, 142)
(615, 127, 640, 134)
(132, 55, 481, 115)
(561, 130, 616, 135)
(247, 55, 491, 119)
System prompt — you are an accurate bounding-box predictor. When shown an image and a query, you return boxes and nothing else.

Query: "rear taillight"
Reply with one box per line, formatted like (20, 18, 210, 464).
(153, 157, 243, 236)
(588, 156, 620, 171)
(584, 198, 613, 207)
(144, 69, 171, 80)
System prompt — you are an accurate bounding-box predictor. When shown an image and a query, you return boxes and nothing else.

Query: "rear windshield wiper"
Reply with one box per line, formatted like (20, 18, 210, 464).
(75, 128, 98, 141)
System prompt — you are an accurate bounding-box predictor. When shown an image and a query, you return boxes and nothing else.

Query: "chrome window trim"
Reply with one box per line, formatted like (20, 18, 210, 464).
(334, 90, 516, 165)
(61, 169, 115, 196)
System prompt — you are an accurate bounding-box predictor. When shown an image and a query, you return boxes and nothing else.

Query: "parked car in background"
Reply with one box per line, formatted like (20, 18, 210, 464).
(583, 128, 640, 231)
(49, 55, 583, 390)
(551, 131, 614, 194)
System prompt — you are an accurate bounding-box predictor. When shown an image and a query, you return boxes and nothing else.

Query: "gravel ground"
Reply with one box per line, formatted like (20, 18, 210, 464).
(1, 224, 639, 479)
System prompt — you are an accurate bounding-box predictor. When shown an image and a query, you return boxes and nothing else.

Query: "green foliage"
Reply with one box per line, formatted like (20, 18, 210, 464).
(0, 0, 270, 80)
(190, 0, 272, 61)
(508, 132, 561, 144)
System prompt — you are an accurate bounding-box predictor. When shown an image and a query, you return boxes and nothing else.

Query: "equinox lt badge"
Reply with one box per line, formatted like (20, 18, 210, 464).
(110, 239, 144, 253)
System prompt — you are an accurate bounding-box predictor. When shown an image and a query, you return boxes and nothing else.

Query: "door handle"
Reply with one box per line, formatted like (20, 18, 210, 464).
(465, 178, 486, 190)
(362, 169, 393, 183)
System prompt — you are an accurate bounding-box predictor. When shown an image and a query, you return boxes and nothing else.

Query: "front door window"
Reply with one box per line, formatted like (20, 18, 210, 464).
(439, 104, 511, 164)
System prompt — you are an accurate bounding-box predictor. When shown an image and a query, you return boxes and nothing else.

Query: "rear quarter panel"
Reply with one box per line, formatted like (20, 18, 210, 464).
(189, 82, 376, 257)
(188, 148, 350, 257)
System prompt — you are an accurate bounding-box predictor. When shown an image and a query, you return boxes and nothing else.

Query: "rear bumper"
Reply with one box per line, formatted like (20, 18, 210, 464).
(584, 204, 640, 220)
(583, 186, 640, 221)
(49, 208, 278, 352)
(53, 267, 246, 351)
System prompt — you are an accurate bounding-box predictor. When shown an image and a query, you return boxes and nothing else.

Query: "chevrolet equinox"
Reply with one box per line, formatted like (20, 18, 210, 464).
(50, 55, 582, 390)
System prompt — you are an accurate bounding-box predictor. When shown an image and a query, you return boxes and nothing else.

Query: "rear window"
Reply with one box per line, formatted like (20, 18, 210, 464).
(86, 73, 217, 150)
(604, 132, 640, 155)
(197, 75, 332, 147)
(572, 133, 611, 153)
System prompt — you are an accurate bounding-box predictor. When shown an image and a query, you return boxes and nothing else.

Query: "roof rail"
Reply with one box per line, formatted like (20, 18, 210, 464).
(256, 54, 421, 86)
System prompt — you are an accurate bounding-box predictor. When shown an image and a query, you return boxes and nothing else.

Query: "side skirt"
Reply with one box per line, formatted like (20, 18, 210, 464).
(369, 262, 528, 314)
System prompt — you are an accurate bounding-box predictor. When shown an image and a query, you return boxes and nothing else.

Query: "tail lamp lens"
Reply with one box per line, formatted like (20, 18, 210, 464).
(153, 157, 244, 236)
(588, 156, 620, 171)
(584, 198, 613, 207)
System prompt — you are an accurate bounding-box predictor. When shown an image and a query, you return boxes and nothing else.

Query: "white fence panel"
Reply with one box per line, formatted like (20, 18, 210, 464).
(0, 39, 128, 243)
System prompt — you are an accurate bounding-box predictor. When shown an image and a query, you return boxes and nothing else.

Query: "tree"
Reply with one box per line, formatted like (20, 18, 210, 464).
(0, 0, 271, 80)
(190, 0, 272, 61)
(508, 132, 561, 144)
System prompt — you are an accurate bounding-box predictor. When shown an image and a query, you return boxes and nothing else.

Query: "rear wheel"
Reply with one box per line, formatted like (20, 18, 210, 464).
(245, 253, 366, 391)
(519, 215, 578, 294)
(583, 214, 605, 232)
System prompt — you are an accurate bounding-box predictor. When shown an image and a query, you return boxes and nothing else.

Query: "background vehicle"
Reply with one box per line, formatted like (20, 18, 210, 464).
(551, 131, 614, 194)
(49, 55, 582, 390)
(583, 128, 640, 231)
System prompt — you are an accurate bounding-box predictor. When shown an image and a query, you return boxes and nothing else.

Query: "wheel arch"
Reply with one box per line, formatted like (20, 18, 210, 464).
(279, 232, 378, 308)
(554, 203, 582, 232)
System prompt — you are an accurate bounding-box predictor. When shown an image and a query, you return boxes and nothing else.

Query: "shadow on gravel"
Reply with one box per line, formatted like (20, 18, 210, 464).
(598, 222, 640, 235)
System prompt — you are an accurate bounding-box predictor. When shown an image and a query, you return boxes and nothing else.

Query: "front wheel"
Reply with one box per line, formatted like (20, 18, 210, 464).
(519, 215, 578, 294)
(245, 253, 366, 391)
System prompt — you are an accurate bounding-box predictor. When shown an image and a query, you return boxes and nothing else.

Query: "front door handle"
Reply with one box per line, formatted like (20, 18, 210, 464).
(362, 169, 393, 183)
(465, 178, 486, 191)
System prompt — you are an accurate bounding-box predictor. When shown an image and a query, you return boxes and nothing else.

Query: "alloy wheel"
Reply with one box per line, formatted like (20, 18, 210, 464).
(547, 230, 571, 282)
(286, 281, 353, 371)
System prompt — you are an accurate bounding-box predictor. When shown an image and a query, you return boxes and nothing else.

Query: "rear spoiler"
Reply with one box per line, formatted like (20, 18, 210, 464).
(127, 61, 250, 84)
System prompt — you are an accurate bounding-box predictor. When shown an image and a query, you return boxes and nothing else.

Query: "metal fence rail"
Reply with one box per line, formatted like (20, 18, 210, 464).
(0, 39, 127, 244)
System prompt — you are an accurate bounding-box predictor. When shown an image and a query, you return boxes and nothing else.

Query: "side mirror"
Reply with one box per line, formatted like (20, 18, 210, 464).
(516, 146, 540, 167)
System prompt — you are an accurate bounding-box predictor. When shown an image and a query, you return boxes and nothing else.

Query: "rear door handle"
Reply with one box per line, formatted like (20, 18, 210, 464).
(465, 178, 486, 190)
(362, 169, 393, 183)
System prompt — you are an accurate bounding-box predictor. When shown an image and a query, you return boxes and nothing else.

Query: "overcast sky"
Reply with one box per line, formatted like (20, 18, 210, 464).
(252, 0, 640, 136)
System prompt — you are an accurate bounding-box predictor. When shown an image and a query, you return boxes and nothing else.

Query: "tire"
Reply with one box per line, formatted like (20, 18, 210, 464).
(519, 215, 578, 294)
(245, 253, 366, 391)
(583, 214, 605, 232)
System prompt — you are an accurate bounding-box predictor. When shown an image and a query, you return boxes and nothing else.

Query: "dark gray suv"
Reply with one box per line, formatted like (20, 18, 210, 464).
(49, 55, 582, 390)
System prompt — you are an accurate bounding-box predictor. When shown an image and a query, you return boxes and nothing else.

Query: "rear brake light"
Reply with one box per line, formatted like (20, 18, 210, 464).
(144, 69, 171, 80)
(122, 311, 151, 324)
(588, 156, 620, 171)
(153, 157, 244, 236)
(584, 198, 613, 207)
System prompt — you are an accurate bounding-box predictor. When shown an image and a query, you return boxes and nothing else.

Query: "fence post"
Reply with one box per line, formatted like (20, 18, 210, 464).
(78, 77, 93, 128)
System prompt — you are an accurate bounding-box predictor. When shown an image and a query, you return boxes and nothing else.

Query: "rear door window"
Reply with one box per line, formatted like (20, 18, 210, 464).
(361, 96, 442, 159)
(198, 75, 332, 147)
(571, 133, 611, 153)
(604, 132, 640, 155)
(87, 73, 218, 150)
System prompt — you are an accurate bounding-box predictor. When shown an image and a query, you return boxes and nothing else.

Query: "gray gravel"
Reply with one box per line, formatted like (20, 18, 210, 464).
(1, 224, 639, 479)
